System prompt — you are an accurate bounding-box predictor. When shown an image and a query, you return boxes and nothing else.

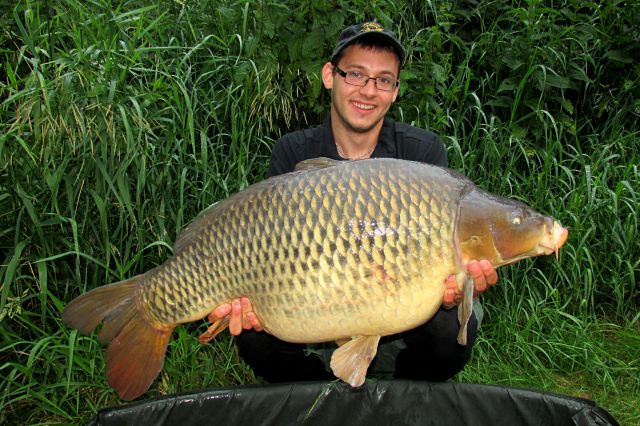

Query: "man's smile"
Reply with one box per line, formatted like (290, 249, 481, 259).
(352, 101, 375, 111)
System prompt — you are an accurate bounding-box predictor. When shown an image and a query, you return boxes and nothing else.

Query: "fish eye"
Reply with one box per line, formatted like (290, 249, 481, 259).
(512, 215, 522, 225)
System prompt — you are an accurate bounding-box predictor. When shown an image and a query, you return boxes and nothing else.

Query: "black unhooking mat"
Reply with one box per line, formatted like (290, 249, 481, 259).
(89, 380, 619, 426)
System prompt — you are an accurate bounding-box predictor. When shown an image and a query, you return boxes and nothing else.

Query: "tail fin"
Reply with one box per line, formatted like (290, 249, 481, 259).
(62, 276, 174, 400)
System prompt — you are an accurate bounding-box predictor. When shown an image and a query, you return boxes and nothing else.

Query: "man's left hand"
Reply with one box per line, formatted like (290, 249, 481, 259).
(443, 259, 498, 308)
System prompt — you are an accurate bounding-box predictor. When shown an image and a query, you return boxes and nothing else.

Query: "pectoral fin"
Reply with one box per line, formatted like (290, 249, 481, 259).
(457, 277, 474, 345)
(198, 316, 230, 344)
(330, 335, 380, 387)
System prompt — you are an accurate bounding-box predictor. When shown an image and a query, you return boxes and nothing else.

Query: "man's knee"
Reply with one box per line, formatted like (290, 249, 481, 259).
(236, 331, 331, 382)
(394, 307, 478, 381)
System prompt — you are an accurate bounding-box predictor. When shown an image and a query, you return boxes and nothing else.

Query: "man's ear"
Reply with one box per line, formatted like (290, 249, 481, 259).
(391, 82, 400, 102)
(322, 62, 334, 89)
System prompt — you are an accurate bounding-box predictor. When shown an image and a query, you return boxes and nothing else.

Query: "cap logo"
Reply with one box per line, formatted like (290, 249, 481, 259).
(361, 22, 384, 32)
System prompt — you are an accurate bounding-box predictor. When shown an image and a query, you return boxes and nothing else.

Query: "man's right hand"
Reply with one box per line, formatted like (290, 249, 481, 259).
(208, 297, 263, 336)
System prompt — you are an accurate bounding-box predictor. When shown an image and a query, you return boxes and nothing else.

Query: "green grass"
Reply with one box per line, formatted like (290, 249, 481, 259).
(1, 0, 639, 424)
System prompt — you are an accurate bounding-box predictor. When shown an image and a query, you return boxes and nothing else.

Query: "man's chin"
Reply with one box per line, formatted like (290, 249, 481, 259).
(333, 105, 384, 134)
(347, 119, 381, 134)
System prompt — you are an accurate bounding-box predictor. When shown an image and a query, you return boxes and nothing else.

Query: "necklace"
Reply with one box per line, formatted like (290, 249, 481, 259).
(336, 141, 376, 160)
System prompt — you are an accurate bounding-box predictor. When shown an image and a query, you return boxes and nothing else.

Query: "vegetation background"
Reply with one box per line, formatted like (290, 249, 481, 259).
(1, 0, 638, 424)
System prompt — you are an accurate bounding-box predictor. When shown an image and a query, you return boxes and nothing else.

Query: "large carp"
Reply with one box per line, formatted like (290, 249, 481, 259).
(63, 158, 568, 400)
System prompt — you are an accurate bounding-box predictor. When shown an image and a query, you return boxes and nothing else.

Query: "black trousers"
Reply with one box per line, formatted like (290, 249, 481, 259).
(236, 306, 478, 383)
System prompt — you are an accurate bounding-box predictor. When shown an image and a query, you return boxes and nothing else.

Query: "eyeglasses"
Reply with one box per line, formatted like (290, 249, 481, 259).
(333, 65, 399, 91)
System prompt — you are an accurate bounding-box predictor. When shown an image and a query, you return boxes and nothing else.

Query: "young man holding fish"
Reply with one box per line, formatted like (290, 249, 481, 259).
(63, 21, 569, 401)
(211, 22, 498, 382)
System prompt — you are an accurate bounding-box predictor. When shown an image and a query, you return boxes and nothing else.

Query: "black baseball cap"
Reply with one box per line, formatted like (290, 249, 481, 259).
(331, 22, 406, 66)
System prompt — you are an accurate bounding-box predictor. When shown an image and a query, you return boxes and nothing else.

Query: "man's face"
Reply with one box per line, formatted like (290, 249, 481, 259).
(322, 44, 400, 134)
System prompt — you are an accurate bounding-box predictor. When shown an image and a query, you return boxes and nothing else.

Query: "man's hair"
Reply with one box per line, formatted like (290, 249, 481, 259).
(331, 38, 402, 75)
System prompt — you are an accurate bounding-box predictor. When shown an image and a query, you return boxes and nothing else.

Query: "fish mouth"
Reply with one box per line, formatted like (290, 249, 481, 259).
(497, 221, 568, 267)
(538, 221, 568, 259)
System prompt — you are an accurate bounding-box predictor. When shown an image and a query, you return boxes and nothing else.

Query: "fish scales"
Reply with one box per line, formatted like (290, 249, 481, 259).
(140, 159, 462, 340)
(63, 157, 568, 400)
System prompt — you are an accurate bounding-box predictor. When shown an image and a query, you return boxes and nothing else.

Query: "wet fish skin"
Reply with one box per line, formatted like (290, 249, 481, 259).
(62, 158, 567, 400)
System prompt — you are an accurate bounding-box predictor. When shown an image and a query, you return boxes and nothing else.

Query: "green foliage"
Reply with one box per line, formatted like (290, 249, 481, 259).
(1, 0, 638, 424)
(396, 0, 640, 144)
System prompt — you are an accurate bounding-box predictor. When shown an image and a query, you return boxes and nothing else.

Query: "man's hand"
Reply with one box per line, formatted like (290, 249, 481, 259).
(208, 297, 263, 336)
(443, 259, 498, 308)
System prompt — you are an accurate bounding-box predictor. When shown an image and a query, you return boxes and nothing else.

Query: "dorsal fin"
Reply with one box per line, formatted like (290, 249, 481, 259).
(172, 177, 279, 255)
(294, 157, 341, 172)
(173, 211, 210, 255)
(174, 157, 339, 254)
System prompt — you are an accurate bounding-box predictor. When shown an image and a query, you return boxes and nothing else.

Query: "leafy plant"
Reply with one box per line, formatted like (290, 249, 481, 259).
(1, 0, 638, 424)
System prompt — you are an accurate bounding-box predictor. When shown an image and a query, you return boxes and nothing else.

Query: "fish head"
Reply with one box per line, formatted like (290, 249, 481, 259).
(456, 188, 568, 267)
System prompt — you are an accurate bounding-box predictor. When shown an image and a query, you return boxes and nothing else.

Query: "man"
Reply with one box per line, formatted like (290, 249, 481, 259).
(209, 22, 498, 382)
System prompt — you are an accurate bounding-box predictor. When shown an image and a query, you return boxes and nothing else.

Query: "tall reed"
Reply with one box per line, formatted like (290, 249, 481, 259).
(1, 0, 638, 424)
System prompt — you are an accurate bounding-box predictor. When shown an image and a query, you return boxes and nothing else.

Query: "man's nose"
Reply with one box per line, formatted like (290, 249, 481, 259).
(360, 78, 377, 94)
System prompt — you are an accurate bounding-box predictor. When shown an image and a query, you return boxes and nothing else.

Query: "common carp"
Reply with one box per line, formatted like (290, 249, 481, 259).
(62, 158, 568, 400)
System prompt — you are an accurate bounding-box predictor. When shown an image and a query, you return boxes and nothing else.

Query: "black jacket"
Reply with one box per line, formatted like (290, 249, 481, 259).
(267, 116, 447, 177)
